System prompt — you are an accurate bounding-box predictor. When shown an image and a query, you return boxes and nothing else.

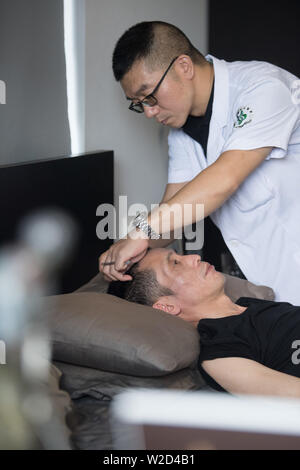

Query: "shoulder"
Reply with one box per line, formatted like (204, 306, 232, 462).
(227, 59, 294, 85)
(237, 296, 296, 310)
(236, 297, 274, 306)
(227, 60, 297, 105)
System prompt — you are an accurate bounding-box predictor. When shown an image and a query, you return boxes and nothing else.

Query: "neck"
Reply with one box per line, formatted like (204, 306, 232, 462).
(187, 293, 247, 327)
(190, 61, 214, 117)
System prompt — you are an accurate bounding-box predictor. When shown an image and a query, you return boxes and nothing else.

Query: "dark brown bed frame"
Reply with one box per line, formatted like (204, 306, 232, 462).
(0, 151, 114, 293)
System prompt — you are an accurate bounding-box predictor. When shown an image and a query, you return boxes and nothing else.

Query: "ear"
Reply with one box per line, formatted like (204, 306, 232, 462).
(176, 55, 194, 80)
(152, 296, 181, 316)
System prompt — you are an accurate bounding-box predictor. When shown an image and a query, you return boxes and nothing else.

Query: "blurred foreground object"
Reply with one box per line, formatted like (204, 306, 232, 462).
(112, 389, 300, 450)
(0, 210, 77, 449)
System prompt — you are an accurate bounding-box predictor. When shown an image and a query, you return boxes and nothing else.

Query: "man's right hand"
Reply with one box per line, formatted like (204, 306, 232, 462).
(99, 182, 187, 282)
(99, 234, 149, 282)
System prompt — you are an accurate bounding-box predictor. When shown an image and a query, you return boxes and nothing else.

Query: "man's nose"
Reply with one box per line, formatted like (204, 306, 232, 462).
(144, 105, 159, 119)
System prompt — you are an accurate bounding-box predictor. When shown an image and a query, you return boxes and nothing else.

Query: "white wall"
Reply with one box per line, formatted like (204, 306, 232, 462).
(85, 0, 208, 238)
(0, 0, 71, 165)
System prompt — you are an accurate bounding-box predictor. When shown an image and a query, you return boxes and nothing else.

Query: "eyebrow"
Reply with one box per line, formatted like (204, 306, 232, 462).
(155, 250, 174, 282)
(126, 84, 150, 100)
(163, 250, 174, 275)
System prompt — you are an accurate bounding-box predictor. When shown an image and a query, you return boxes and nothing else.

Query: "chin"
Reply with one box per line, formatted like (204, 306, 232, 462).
(167, 115, 187, 129)
(217, 271, 226, 289)
(169, 120, 184, 129)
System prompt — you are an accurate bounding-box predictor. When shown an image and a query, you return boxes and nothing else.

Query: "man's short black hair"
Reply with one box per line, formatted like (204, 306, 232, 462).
(112, 22, 154, 82)
(107, 259, 174, 306)
(112, 21, 205, 82)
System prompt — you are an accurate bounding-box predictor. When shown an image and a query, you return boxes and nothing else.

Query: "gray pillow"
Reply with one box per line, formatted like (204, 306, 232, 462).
(53, 361, 207, 401)
(223, 273, 274, 302)
(45, 292, 200, 377)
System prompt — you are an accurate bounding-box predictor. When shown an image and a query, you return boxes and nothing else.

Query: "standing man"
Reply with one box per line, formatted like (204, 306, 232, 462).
(99, 21, 300, 304)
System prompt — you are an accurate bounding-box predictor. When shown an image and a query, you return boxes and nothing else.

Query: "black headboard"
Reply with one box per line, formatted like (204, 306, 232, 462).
(0, 151, 114, 293)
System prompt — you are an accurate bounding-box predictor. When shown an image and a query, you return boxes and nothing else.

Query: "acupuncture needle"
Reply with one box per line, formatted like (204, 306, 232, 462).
(101, 260, 131, 266)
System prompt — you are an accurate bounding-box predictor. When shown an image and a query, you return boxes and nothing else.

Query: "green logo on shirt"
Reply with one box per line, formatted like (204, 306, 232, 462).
(234, 106, 253, 128)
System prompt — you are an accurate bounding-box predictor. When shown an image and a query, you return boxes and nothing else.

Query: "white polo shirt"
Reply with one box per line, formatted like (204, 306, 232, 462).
(168, 55, 300, 304)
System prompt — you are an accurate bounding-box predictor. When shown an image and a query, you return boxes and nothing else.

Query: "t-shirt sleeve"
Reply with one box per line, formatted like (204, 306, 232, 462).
(197, 321, 255, 393)
(198, 321, 257, 363)
(222, 78, 300, 160)
(167, 129, 197, 183)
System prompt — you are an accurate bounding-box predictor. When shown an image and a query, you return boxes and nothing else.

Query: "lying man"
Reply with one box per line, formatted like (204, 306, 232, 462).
(108, 248, 300, 398)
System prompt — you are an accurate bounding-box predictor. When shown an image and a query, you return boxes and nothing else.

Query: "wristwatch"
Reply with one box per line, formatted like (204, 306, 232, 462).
(132, 212, 161, 240)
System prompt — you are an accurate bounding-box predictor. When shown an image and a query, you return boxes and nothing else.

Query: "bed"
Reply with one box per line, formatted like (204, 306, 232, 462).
(0, 152, 275, 450)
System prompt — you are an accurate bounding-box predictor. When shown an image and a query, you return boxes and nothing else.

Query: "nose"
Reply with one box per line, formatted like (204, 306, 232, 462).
(144, 105, 159, 119)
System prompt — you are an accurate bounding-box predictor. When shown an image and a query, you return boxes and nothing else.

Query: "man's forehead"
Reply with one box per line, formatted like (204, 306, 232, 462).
(138, 248, 171, 278)
(139, 248, 165, 266)
(129, 83, 149, 99)
(121, 61, 157, 98)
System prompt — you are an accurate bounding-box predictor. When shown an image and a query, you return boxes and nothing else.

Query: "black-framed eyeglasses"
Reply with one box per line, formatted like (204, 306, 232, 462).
(127, 56, 179, 113)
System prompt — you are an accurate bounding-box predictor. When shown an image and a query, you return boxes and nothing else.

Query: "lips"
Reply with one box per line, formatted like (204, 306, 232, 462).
(159, 118, 169, 125)
(205, 262, 215, 276)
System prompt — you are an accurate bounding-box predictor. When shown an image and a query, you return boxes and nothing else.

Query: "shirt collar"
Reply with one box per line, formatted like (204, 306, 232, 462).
(182, 79, 215, 129)
(205, 54, 229, 129)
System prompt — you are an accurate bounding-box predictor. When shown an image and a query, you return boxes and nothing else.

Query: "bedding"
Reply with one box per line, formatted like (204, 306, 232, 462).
(54, 362, 205, 401)
(53, 361, 206, 450)
(47, 274, 274, 449)
(46, 271, 274, 378)
(48, 273, 274, 450)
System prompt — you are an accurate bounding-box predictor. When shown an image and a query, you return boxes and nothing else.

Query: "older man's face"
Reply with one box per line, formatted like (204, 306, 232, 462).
(137, 248, 225, 309)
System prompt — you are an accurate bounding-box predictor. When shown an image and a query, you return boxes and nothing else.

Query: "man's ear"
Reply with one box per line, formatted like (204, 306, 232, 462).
(152, 296, 181, 316)
(176, 55, 194, 80)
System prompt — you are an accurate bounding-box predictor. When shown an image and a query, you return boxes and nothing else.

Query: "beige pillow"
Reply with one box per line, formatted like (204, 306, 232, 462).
(45, 292, 200, 377)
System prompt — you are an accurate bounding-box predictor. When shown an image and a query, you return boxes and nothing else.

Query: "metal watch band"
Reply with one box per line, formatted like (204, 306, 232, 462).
(133, 212, 161, 240)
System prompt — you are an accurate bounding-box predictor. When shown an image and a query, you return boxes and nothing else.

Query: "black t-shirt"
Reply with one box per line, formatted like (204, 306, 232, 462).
(197, 297, 300, 392)
(181, 81, 215, 158)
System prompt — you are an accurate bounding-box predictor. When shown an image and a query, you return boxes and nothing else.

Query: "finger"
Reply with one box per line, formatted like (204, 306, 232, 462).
(103, 273, 120, 282)
(107, 260, 133, 280)
(102, 259, 130, 282)
(107, 266, 128, 281)
(114, 272, 133, 282)
(103, 271, 133, 282)
(103, 267, 120, 282)
(100, 251, 115, 274)
(114, 257, 131, 273)
(99, 251, 112, 271)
